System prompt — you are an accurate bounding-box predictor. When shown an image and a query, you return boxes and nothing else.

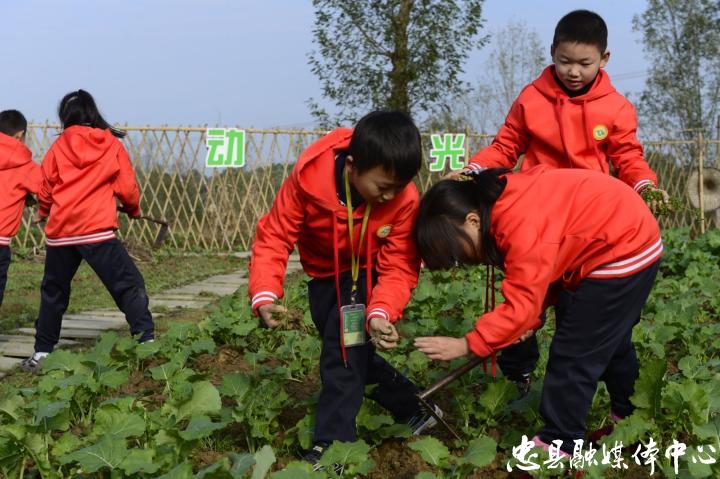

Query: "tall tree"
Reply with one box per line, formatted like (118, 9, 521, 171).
(633, 0, 720, 139)
(308, 0, 486, 126)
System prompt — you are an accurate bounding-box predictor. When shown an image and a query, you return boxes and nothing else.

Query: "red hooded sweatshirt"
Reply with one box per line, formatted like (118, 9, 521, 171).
(0, 133, 42, 245)
(466, 166, 662, 358)
(249, 128, 420, 327)
(38, 126, 141, 246)
(466, 66, 657, 193)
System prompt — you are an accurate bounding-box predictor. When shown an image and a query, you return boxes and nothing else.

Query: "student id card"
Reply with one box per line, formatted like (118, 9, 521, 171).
(340, 303, 366, 347)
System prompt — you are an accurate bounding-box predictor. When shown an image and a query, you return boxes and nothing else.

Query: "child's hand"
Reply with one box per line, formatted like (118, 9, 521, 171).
(257, 303, 287, 329)
(441, 170, 465, 181)
(369, 317, 399, 349)
(414, 336, 470, 361)
(118, 204, 142, 218)
(513, 329, 535, 344)
(641, 187, 670, 215)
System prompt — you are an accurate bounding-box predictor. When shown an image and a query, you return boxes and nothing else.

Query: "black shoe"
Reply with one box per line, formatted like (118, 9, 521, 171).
(407, 401, 444, 435)
(514, 373, 531, 399)
(302, 443, 343, 474)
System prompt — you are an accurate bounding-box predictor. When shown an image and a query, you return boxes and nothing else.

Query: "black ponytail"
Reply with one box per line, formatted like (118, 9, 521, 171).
(414, 169, 508, 270)
(58, 89, 126, 138)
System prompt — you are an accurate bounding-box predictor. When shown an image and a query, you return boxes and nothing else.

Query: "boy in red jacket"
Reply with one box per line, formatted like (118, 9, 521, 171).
(463, 10, 667, 392)
(0, 110, 42, 307)
(21, 90, 154, 373)
(249, 111, 439, 470)
(414, 167, 661, 456)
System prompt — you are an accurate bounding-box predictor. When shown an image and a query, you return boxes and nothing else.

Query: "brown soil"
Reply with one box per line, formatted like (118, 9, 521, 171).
(277, 372, 320, 430)
(367, 437, 514, 479)
(466, 457, 512, 479)
(118, 369, 167, 407)
(368, 440, 434, 479)
(284, 373, 319, 401)
(194, 450, 224, 469)
(193, 345, 255, 383)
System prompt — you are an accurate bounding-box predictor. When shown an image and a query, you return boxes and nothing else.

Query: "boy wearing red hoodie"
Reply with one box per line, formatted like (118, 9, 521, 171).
(21, 90, 154, 373)
(0, 110, 42, 307)
(249, 111, 440, 470)
(463, 10, 667, 392)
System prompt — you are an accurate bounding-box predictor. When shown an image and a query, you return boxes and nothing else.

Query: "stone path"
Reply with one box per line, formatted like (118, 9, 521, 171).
(0, 255, 302, 377)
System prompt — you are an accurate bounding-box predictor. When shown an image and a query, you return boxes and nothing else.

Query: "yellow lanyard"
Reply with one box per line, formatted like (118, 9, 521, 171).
(344, 170, 371, 302)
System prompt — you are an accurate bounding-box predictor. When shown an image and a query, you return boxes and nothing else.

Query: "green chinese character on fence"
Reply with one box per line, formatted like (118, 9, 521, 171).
(206, 129, 226, 166)
(428, 133, 466, 172)
(205, 128, 246, 167)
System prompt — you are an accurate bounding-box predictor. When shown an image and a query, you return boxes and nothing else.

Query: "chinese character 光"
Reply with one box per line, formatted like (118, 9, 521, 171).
(428, 133, 466, 172)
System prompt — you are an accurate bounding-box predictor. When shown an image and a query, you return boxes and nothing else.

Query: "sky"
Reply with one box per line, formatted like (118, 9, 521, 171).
(0, 0, 649, 129)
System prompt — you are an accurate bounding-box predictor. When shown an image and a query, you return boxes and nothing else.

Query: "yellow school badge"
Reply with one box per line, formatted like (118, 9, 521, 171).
(592, 124, 609, 141)
(376, 224, 392, 238)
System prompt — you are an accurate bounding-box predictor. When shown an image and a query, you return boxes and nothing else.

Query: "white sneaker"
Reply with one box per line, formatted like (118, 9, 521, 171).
(20, 352, 48, 374)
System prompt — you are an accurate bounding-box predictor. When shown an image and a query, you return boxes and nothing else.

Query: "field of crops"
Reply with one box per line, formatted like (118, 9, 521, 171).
(0, 228, 718, 478)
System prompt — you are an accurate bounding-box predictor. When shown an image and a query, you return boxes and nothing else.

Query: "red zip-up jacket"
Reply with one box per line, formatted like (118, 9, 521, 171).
(466, 66, 658, 193)
(38, 126, 141, 246)
(466, 166, 662, 358)
(249, 128, 420, 326)
(0, 133, 42, 246)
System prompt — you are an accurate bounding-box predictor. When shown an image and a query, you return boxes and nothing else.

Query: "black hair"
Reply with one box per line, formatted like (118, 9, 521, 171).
(0, 110, 28, 137)
(58, 89, 126, 138)
(349, 110, 422, 182)
(552, 10, 608, 54)
(414, 169, 508, 270)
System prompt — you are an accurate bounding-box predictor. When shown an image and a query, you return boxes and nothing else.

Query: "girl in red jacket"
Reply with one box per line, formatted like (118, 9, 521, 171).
(21, 90, 154, 373)
(414, 166, 661, 455)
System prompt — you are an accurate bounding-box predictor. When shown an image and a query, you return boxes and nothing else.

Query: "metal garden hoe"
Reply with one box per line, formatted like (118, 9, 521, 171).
(118, 207, 170, 248)
(138, 214, 170, 248)
(417, 356, 485, 441)
(31, 202, 170, 248)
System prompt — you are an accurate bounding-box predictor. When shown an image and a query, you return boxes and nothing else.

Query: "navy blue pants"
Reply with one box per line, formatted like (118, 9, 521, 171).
(34, 239, 154, 352)
(308, 270, 421, 444)
(0, 246, 10, 307)
(497, 311, 545, 380)
(538, 262, 659, 453)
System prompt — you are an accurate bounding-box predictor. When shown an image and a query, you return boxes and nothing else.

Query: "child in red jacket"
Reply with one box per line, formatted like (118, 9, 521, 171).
(414, 167, 661, 455)
(463, 10, 667, 391)
(0, 110, 42, 307)
(466, 10, 662, 194)
(249, 111, 440, 470)
(21, 90, 154, 373)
